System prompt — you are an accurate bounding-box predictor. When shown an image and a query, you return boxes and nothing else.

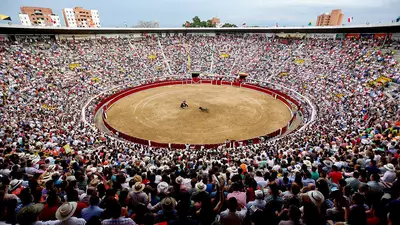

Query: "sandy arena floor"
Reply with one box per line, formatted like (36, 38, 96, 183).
(106, 84, 292, 144)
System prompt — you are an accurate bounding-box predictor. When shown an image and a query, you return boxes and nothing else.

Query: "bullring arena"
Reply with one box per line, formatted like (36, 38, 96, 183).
(105, 83, 292, 144)
(95, 78, 303, 148)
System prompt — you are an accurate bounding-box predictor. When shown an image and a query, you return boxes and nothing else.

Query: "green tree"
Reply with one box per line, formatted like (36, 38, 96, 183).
(182, 16, 216, 28)
(222, 23, 237, 27)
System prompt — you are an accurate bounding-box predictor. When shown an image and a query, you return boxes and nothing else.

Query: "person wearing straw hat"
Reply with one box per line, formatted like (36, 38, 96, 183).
(194, 181, 207, 193)
(157, 181, 169, 194)
(382, 163, 396, 183)
(156, 197, 177, 222)
(52, 202, 86, 225)
(130, 182, 148, 208)
(16, 203, 44, 225)
(9, 179, 24, 195)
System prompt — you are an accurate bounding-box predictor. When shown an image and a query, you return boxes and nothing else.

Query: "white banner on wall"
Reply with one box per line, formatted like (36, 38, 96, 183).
(307, 33, 336, 39)
(276, 33, 306, 38)
(57, 34, 93, 40)
(392, 33, 400, 41)
(188, 33, 216, 37)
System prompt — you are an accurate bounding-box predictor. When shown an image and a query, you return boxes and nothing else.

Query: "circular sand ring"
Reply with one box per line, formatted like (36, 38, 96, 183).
(96, 79, 301, 149)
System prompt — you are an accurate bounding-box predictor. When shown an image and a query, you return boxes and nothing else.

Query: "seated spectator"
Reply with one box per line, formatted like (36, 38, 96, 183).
(16, 203, 44, 225)
(53, 202, 86, 225)
(39, 191, 60, 221)
(102, 198, 136, 225)
(82, 195, 104, 222)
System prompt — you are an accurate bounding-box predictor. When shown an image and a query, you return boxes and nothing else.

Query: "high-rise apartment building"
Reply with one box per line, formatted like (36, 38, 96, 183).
(316, 9, 344, 26)
(62, 7, 101, 28)
(19, 6, 61, 27)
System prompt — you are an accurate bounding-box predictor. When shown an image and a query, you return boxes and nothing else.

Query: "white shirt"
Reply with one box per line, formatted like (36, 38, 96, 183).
(39, 217, 86, 225)
(220, 208, 247, 225)
(382, 170, 396, 183)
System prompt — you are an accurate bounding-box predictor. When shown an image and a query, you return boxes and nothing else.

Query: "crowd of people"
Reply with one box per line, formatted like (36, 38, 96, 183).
(0, 33, 400, 225)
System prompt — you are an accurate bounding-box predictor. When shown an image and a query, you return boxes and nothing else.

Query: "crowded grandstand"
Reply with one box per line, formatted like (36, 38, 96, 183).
(0, 26, 400, 225)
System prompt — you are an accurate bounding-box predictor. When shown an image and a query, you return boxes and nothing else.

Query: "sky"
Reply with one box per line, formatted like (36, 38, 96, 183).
(1, 0, 399, 27)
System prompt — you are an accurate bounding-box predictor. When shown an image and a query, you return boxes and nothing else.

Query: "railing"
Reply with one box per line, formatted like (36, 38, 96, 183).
(95, 78, 302, 149)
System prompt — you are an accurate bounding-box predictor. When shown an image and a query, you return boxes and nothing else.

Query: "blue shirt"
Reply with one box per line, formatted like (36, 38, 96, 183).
(81, 205, 104, 221)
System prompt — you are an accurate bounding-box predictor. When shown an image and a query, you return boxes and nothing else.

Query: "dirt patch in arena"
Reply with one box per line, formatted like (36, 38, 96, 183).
(106, 84, 292, 144)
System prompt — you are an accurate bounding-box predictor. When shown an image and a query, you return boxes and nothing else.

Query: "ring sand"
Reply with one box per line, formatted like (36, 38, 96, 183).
(106, 84, 292, 144)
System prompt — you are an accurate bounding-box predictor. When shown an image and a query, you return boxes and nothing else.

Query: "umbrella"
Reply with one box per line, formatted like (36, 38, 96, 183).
(0, 14, 11, 21)
(396, 16, 400, 22)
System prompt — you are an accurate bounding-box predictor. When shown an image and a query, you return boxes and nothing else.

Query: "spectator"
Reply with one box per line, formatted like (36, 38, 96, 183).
(82, 195, 104, 222)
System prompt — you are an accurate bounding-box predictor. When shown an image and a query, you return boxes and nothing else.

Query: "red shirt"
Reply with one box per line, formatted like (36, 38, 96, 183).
(38, 204, 59, 221)
(328, 171, 342, 184)
(367, 216, 380, 225)
(74, 202, 88, 217)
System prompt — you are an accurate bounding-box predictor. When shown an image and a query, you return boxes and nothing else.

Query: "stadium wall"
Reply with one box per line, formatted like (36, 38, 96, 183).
(1, 24, 400, 43)
(95, 79, 300, 149)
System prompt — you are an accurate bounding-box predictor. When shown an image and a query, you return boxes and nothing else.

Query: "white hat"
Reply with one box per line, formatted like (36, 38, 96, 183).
(175, 176, 183, 185)
(132, 182, 145, 193)
(56, 202, 78, 221)
(294, 164, 302, 172)
(323, 160, 333, 168)
(9, 179, 23, 192)
(384, 163, 395, 172)
(255, 190, 264, 199)
(66, 176, 76, 182)
(157, 182, 169, 194)
(303, 160, 312, 168)
(195, 182, 207, 192)
(307, 190, 325, 208)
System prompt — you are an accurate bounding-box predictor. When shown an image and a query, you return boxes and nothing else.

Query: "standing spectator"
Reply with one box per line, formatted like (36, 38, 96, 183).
(220, 197, 247, 225)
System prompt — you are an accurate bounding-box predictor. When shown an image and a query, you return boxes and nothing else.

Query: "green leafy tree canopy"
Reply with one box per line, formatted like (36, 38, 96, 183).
(183, 16, 216, 28)
(222, 23, 237, 27)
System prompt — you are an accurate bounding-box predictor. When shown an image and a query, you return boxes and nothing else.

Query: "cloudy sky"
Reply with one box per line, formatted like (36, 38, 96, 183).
(1, 0, 399, 27)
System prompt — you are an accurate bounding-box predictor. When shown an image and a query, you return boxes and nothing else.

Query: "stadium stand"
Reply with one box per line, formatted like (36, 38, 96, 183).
(0, 25, 399, 225)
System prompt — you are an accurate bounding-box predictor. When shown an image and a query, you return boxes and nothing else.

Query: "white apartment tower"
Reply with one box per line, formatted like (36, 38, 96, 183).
(62, 7, 101, 28)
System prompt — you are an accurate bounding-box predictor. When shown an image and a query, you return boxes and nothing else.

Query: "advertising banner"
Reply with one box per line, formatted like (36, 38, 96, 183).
(360, 33, 373, 39)
(373, 33, 390, 39)
(335, 33, 346, 39)
(346, 33, 361, 39)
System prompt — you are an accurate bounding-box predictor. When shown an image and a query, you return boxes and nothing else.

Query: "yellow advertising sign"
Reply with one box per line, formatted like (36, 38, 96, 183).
(42, 104, 57, 111)
(148, 54, 157, 60)
(69, 63, 80, 70)
(280, 72, 288, 77)
(220, 53, 230, 58)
